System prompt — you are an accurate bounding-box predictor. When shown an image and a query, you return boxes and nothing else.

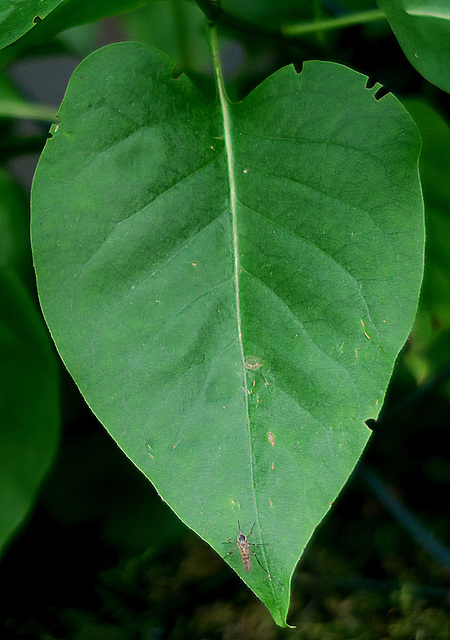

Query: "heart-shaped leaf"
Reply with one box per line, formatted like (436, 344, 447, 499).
(31, 41, 424, 625)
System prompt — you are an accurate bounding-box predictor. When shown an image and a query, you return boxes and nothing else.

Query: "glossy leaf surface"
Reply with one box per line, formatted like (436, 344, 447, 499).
(31, 43, 424, 624)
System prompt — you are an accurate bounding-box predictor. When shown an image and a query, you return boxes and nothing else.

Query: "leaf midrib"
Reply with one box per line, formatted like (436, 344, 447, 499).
(210, 26, 279, 600)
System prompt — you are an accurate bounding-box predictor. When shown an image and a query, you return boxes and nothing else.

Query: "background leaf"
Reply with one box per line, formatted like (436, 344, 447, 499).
(402, 99, 450, 387)
(0, 0, 158, 53)
(0, 168, 60, 554)
(120, 0, 210, 75)
(0, 0, 63, 50)
(0, 169, 28, 273)
(31, 42, 424, 624)
(0, 269, 60, 554)
(377, 0, 450, 93)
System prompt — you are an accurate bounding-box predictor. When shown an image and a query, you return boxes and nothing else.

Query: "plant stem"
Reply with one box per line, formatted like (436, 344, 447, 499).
(0, 100, 57, 122)
(282, 8, 386, 37)
(194, 0, 222, 24)
(206, 22, 226, 96)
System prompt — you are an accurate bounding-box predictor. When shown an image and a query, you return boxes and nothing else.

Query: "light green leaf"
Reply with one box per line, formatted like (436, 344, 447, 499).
(377, 0, 450, 93)
(0, 0, 63, 49)
(0, 271, 60, 554)
(402, 0, 450, 19)
(31, 42, 424, 625)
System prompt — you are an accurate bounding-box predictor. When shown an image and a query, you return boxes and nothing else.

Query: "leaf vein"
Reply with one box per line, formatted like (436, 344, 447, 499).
(241, 267, 362, 409)
(238, 199, 380, 343)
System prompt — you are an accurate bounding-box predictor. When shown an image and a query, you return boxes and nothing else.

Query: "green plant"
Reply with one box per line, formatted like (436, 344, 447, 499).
(1, 0, 449, 628)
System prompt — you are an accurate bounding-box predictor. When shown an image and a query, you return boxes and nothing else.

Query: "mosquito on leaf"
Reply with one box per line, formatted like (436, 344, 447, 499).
(222, 520, 276, 581)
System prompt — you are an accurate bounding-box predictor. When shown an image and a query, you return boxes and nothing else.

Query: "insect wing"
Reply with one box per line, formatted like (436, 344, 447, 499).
(241, 552, 251, 572)
(237, 531, 251, 572)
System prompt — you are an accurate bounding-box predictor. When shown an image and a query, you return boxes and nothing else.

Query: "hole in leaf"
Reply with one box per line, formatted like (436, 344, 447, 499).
(366, 77, 377, 90)
(171, 63, 184, 80)
(374, 86, 389, 101)
(47, 116, 61, 139)
(33, 15, 43, 25)
(365, 418, 377, 431)
(293, 60, 304, 75)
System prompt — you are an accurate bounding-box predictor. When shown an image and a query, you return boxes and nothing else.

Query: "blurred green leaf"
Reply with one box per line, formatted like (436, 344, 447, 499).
(0, 269, 60, 554)
(36, 0, 159, 34)
(0, 167, 60, 555)
(121, 0, 209, 74)
(377, 0, 450, 93)
(0, 0, 158, 55)
(221, 0, 313, 28)
(336, 0, 376, 9)
(0, 169, 28, 273)
(403, 99, 450, 383)
(31, 43, 423, 624)
(0, 0, 63, 49)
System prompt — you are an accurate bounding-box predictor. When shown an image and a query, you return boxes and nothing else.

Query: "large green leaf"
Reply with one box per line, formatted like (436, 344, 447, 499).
(31, 42, 424, 625)
(378, 0, 450, 93)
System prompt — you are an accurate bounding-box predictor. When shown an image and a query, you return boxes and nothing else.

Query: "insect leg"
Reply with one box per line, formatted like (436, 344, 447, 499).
(248, 546, 269, 572)
(248, 547, 284, 589)
(223, 546, 236, 559)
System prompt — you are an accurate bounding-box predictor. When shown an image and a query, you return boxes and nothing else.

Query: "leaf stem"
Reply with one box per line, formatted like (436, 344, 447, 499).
(0, 99, 57, 122)
(282, 8, 386, 37)
(207, 21, 227, 98)
(207, 23, 242, 365)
